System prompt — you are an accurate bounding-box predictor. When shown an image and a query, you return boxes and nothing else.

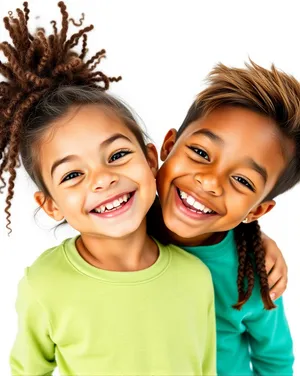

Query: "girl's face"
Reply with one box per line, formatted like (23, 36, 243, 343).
(156, 106, 294, 245)
(35, 104, 158, 239)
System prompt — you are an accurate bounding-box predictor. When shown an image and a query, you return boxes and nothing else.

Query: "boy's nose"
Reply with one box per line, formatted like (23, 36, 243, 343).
(194, 172, 223, 196)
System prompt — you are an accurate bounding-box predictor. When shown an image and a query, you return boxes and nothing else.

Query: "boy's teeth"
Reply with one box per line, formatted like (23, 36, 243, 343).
(186, 196, 195, 206)
(179, 189, 213, 213)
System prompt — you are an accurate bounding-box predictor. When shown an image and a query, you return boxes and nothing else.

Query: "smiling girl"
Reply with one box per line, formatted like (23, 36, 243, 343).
(2, 3, 216, 375)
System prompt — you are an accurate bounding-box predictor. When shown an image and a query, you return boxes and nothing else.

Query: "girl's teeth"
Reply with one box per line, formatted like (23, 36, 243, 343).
(94, 193, 132, 213)
(113, 200, 120, 208)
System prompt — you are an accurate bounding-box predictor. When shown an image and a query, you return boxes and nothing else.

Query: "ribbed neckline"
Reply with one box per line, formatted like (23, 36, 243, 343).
(63, 236, 171, 284)
(182, 230, 235, 261)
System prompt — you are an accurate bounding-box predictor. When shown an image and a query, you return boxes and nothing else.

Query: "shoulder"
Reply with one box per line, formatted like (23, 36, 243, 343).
(21, 237, 76, 296)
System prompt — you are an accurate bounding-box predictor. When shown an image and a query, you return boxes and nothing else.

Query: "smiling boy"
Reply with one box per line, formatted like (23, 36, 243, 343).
(152, 61, 299, 374)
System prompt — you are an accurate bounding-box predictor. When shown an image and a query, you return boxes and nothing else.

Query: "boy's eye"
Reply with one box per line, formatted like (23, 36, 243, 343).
(109, 150, 132, 162)
(188, 146, 210, 161)
(233, 176, 255, 192)
(61, 171, 82, 183)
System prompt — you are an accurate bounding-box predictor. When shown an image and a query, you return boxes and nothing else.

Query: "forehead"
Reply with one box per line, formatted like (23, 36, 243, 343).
(40, 104, 135, 158)
(179, 106, 294, 181)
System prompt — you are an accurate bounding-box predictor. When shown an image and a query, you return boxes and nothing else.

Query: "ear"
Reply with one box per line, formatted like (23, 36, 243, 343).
(34, 191, 64, 221)
(160, 128, 177, 161)
(245, 200, 276, 223)
(145, 143, 159, 177)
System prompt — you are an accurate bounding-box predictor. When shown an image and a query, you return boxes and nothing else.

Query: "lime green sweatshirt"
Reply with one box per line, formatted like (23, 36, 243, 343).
(10, 237, 216, 376)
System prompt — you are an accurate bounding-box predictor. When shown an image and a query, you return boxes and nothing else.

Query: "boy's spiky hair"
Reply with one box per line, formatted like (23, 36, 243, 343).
(0, 2, 121, 232)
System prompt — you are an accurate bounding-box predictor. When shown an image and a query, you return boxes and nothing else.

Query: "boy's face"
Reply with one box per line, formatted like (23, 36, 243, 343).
(157, 106, 293, 245)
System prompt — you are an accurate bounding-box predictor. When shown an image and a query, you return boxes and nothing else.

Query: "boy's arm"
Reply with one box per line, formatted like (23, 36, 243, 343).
(262, 232, 287, 299)
(10, 272, 56, 376)
(245, 296, 294, 375)
(202, 294, 217, 375)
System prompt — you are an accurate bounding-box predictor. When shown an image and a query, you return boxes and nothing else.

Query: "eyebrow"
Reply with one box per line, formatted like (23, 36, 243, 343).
(245, 157, 268, 184)
(50, 133, 132, 177)
(190, 128, 224, 144)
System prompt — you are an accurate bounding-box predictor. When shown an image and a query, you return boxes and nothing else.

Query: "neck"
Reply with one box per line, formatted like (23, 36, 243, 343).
(167, 228, 226, 247)
(76, 219, 159, 271)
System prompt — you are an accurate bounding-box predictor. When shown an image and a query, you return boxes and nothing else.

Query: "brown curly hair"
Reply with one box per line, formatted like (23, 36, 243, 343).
(0, 2, 148, 233)
(170, 61, 300, 310)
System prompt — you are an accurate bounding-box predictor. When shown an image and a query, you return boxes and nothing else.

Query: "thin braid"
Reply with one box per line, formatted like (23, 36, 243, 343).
(79, 33, 88, 59)
(85, 49, 106, 69)
(36, 31, 50, 74)
(251, 221, 276, 310)
(69, 13, 85, 27)
(233, 224, 248, 309)
(57, 1, 69, 61)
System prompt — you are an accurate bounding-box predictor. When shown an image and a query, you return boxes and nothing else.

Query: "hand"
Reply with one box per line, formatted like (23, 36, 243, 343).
(261, 232, 288, 300)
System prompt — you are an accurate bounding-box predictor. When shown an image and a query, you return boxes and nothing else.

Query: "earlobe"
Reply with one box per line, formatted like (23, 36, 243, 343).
(146, 143, 159, 177)
(160, 128, 177, 161)
(246, 200, 276, 223)
(34, 191, 64, 221)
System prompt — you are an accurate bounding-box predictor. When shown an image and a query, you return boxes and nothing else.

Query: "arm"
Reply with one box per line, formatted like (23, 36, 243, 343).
(261, 232, 288, 299)
(202, 297, 217, 375)
(245, 296, 294, 375)
(10, 272, 56, 376)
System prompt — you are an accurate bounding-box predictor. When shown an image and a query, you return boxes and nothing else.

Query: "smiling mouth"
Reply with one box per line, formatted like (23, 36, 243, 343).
(91, 192, 135, 214)
(176, 188, 217, 215)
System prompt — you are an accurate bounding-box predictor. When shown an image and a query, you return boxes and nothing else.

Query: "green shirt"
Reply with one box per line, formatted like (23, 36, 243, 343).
(182, 230, 294, 375)
(10, 237, 216, 376)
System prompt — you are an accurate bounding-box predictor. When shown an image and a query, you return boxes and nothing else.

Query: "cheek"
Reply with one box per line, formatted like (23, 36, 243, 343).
(56, 189, 85, 215)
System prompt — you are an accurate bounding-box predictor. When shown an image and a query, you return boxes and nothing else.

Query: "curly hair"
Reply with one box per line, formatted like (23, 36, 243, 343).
(0, 2, 148, 233)
(172, 61, 300, 310)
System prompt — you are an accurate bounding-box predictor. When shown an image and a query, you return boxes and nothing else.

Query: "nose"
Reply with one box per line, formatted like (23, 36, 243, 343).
(90, 168, 119, 192)
(194, 172, 223, 196)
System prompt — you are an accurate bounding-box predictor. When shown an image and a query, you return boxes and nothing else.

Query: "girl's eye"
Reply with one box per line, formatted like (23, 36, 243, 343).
(61, 171, 82, 183)
(109, 150, 132, 162)
(189, 146, 210, 161)
(233, 176, 255, 192)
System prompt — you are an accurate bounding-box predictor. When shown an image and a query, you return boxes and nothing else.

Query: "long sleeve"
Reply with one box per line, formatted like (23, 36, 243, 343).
(10, 271, 56, 376)
(245, 297, 294, 375)
(203, 300, 217, 375)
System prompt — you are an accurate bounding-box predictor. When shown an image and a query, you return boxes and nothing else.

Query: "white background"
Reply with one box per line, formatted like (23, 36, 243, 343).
(0, 0, 300, 374)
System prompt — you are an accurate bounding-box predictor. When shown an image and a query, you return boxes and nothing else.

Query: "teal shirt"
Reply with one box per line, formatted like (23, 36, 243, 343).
(182, 230, 294, 375)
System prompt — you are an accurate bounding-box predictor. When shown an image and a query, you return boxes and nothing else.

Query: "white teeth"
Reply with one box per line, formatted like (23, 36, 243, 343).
(123, 194, 129, 202)
(93, 193, 131, 213)
(180, 191, 188, 199)
(193, 201, 203, 210)
(179, 189, 214, 214)
(113, 200, 120, 208)
(186, 196, 195, 206)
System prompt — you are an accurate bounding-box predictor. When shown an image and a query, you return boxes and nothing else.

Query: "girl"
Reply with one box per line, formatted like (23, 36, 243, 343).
(2, 3, 216, 375)
(152, 61, 299, 374)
